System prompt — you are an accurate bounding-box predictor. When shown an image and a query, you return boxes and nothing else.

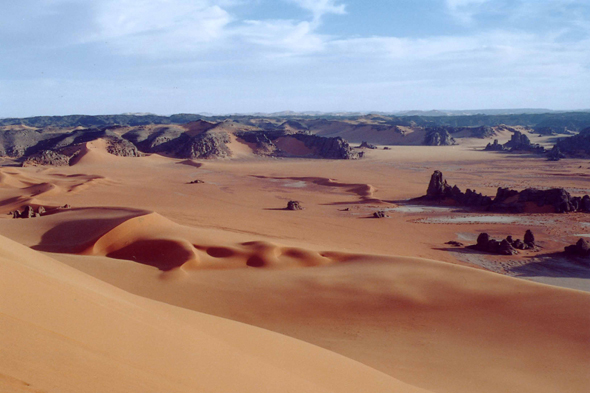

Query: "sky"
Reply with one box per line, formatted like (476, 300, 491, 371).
(1, 0, 589, 117)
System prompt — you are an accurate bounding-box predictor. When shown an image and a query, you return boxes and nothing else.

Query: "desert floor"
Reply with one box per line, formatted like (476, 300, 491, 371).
(1, 140, 589, 393)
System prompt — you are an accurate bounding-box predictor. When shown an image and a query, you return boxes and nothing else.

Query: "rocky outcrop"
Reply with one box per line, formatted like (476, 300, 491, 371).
(552, 127, 590, 158)
(105, 137, 140, 157)
(504, 131, 545, 153)
(485, 131, 545, 153)
(286, 200, 303, 210)
(290, 134, 362, 160)
(423, 128, 456, 146)
(373, 211, 389, 218)
(484, 139, 505, 151)
(564, 238, 590, 257)
(417, 170, 590, 213)
(235, 131, 277, 155)
(422, 171, 492, 207)
(178, 131, 232, 159)
(491, 187, 580, 213)
(358, 141, 377, 149)
(22, 150, 72, 166)
(547, 145, 566, 161)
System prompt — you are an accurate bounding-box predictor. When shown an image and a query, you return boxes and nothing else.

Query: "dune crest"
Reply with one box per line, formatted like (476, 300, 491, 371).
(0, 234, 429, 393)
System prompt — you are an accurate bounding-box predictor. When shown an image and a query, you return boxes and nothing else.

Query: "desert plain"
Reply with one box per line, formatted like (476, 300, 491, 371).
(0, 123, 589, 393)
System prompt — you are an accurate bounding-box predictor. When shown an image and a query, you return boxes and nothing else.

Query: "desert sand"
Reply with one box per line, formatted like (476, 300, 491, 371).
(1, 138, 589, 393)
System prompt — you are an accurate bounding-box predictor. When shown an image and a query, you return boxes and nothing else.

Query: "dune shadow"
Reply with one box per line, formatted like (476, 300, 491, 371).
(107, 239, 194, 271)
(31, 209, 148, 253)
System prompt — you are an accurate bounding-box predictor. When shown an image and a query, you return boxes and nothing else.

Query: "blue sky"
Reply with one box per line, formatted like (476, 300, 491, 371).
(1, 0, 589, 117)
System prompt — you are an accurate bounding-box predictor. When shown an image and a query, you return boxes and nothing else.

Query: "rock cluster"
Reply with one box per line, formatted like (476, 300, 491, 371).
(286, 200, 303, 210)
(188, 179, 204, 184)
(373, 211, 389, 218)
(564, 238, 590, 257)
(484, 131, 545, 153)
(468, 230, 536, 255)
(419, 170, 590, 214)
(12, 205, 46, 219)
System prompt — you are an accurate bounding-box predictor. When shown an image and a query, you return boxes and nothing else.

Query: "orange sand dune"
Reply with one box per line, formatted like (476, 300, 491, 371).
(2, 144, 590, 393)
(2, 207, 589, 393)
(0, 234, 428, 393)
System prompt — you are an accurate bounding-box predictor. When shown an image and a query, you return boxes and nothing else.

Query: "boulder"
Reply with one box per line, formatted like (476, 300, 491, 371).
(286, 200, 303, 211)
(564, 238, 590, 257)
(373, 211, 389, 218)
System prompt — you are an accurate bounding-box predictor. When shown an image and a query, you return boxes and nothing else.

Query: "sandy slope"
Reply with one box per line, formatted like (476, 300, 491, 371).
(1, 140, 590, 393)
(2, 207, 589, 393)
(0, 234, 428, 393)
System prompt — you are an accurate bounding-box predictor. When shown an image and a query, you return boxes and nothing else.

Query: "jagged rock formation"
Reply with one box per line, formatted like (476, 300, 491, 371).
(484, 131, 545, 153)
(564, 239, 590, 257)
(547, 145, 566, 161)
(484, 139, 505, 151)
(286, 201, 303, 210)
(358, 141, 377, 149)
(552, 127, 590, 158)
(504, 131, 545, 153)
(177, 132, 232, 159)
(418, 170, 590, 213)
(423, 128, 456, 146)
(22, 150, 72, 166)
(423, 170, 492, 207)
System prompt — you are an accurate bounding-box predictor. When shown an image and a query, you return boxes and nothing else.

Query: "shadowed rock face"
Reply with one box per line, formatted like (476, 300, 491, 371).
(290, 134, 362, 160)
(485, 139, 505, 151)
(177, 132, 232, 159)
(423, 128, 456, 146)
(23, 150, 72, 166)
(565, 238, 590, 258)
(553, 127, 590, 158)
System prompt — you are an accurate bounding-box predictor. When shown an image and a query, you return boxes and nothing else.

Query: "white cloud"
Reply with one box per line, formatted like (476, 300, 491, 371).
(287, 0, 346, 24)
(446, 0, 490, 24)
(86, 0, 233, 55)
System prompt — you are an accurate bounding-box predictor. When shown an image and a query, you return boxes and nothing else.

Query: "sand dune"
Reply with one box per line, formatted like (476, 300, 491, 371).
(2, 207, 589, 393)
(2, 143, 590, 393)
(0, 234, 430, 393)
